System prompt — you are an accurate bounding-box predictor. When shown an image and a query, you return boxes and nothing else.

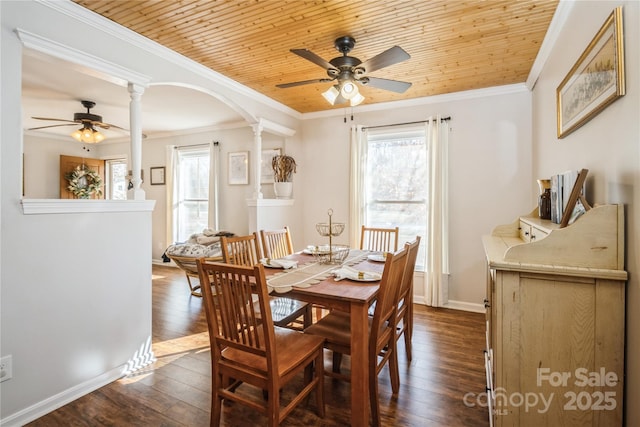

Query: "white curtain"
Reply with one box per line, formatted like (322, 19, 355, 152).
(349, 125, 367, 247)
(424, 115, 450, 307)
(165, 145, 178, 247)
(166, 142, 219, 246)
(209, 141, 220, 231)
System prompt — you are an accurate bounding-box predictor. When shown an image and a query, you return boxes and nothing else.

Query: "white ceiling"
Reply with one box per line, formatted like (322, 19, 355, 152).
(22, 51, 244, 142)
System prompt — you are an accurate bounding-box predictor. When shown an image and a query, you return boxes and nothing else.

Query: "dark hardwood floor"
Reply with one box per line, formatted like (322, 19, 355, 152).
(28, 264, 489, 426)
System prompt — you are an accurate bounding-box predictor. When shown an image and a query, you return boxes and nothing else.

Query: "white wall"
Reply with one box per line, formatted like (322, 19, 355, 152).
(1, 4, 158, 423)
(0, 1, 300, 424)
(531, 2, 639, 424)
(299, 86, 533, 309)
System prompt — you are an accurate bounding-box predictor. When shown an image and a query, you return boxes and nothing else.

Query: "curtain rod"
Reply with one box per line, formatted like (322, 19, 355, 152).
(173, 142, 217, 150)
(363, 116, 451, 130)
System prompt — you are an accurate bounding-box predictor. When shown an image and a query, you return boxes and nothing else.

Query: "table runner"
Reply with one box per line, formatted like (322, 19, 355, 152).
(267, 249, 371, 293)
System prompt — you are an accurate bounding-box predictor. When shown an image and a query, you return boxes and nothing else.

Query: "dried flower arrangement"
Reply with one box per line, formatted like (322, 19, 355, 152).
(271, 155, 297, 182)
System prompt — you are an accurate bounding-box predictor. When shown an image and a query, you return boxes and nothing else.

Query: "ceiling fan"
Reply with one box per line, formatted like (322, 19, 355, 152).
(29, 100, 127, 143)
(276, 36, 412, 106)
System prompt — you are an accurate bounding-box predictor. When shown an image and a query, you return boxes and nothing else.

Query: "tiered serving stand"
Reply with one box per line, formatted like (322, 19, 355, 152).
(313, 209, 349, 264)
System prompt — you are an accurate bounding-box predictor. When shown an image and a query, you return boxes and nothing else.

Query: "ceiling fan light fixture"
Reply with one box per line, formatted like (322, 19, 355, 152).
(93, 131, 105, 143)
(340, 81, 359, 100)
(70, 128, 83, 142)
(350, 92, 365, 106)
(71, 125, 105, 144)
(322, 85, 340, 105)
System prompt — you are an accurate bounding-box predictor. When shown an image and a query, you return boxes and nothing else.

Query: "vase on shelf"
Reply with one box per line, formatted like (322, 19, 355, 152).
(273, 181, 293, 199)
(537, 179, 551, 220)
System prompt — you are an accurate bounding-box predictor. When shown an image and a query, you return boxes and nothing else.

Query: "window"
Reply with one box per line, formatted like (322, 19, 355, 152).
(365, 128, 427, 270)
(105, 158, 127, 200)
(173, 146, 210, 243)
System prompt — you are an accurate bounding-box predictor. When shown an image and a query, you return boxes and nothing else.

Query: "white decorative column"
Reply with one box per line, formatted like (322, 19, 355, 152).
(251, 122, 264, 199)
(128, 83, 145, 200)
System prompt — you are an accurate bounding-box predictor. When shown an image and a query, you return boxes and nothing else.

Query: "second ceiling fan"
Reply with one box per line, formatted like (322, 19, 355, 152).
(277, 36, 412, 107)
(30, 100, 128, 143)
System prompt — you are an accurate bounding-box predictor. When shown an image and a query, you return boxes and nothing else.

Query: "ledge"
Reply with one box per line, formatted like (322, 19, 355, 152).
(246, 198, 294, 207)
(21, 199, 156, 215)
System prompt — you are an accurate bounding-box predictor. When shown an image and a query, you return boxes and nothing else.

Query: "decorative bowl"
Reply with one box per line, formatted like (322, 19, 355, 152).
(310, 244, 350, 264)
(316, 222, 345, 237)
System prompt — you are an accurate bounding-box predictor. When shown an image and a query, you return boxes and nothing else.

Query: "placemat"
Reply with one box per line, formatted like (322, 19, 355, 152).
(267, 249, 370, 293)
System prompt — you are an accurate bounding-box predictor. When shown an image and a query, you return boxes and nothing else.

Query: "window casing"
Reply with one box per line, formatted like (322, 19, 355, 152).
(105, 158, 127, 200)
(173, 146, 210, 243)
(365, 128, 427, 270)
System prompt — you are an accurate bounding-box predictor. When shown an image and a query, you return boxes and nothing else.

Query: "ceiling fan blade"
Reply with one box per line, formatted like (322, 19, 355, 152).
(360, 77, 412, 93)
(358, 46, 411, 74)
(28, 123, 78, 131)
(32, 117, 76, 123)
(93, 121, 128, 131)
(276, 78, 334, 88)
(290, 49, 338, 71)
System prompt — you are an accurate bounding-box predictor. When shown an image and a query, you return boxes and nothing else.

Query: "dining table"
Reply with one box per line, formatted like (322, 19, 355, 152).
(262, 248, 385, 427)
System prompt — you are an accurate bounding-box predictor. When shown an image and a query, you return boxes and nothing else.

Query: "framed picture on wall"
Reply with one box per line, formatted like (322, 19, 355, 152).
(556, 6, 625, 138)
(228, 151, 249, 185)
(150, 166, 165, 185)
(260, 148, 281, 184)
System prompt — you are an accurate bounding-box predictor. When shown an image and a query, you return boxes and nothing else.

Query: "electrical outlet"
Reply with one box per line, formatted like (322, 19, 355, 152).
(0, 355, 13, 382)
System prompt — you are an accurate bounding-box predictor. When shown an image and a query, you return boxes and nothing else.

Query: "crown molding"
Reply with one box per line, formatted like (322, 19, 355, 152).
(141, 121, 251, 141)
(526, 0, 574, 90)
(16, 28, 150, 87)
(301, 83, 530, 120)
(38, 0, 300, 119)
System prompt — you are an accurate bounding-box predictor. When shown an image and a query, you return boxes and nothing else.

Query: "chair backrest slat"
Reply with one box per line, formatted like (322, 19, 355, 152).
(197, 260, 274, 361)
(221, 232, 263, 266)
(398, 236, 421, 308)
(260, 226, 294, 259)
(360, 225, 399, 253)
(371, 247, 408, 344)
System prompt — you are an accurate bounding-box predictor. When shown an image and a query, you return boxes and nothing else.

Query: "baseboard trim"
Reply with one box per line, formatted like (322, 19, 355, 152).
(412, 296, 485, 314)
(1, 343, 155, 427)
(0, 365, 125, 427)
(443, 300, 485, 313)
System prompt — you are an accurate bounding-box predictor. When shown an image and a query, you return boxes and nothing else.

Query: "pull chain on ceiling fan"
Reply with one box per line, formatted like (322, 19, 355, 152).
(276, 36, 412, 107)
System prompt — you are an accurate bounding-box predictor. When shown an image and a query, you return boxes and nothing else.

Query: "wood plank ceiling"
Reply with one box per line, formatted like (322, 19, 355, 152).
(74, 0, 559, 114)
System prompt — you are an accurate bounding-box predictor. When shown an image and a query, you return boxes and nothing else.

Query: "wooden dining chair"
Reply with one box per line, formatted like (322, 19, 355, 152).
(304, 247, 408, 427)
(221, 233, 312, 329)
(260, 226, 294, 259)
(360, 225, 399, 253)
(394, 236, 421, 362)
(260, 226, 328, 321)
(196, 260, 325, 427)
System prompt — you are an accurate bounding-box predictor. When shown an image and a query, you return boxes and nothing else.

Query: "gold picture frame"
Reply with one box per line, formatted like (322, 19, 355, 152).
(556, 6, 625, 138)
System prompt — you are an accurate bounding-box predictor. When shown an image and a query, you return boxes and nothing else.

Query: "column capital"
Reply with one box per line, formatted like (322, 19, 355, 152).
(128, 83, 145, 97)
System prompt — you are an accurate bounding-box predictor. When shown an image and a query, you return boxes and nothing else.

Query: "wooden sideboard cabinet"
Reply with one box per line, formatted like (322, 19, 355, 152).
(482, 204, 626, 427)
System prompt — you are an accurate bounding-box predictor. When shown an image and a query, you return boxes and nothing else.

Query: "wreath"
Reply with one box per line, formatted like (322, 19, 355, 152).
(65, 164, 103, 199)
